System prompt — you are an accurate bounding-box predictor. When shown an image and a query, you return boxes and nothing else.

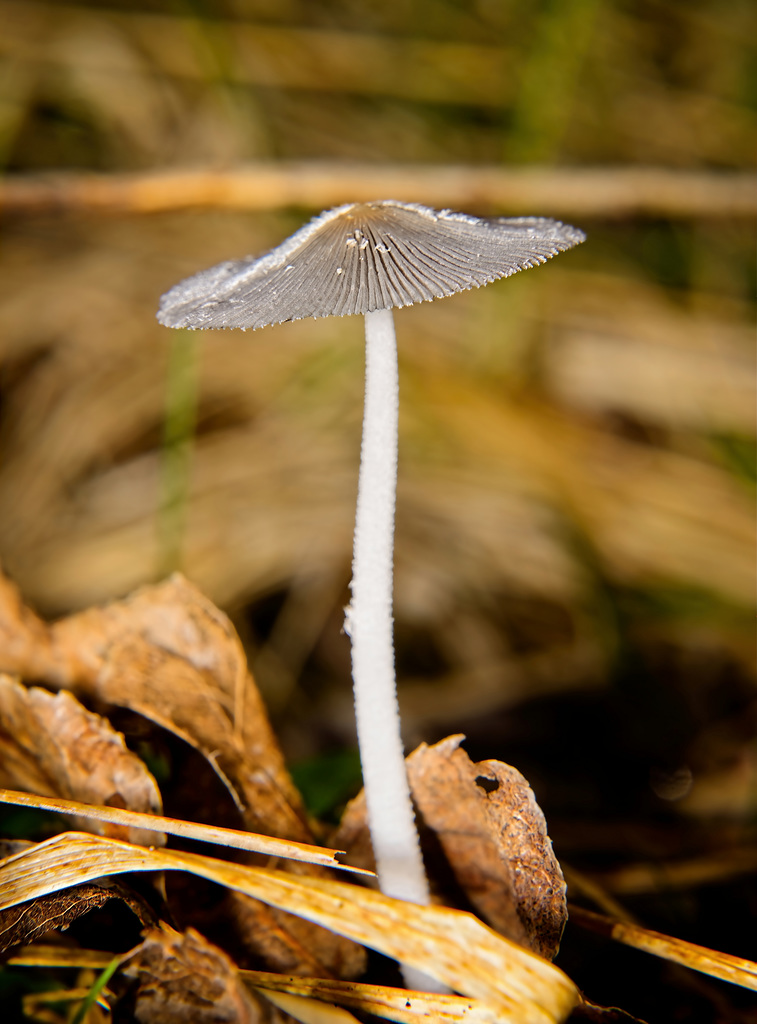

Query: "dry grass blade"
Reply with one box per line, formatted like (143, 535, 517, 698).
(243, 972, 500, 1024)
(0, 788, 367, 872)
(8, 946, 118, 969)
(0, 832, 579, 1023)
(570, 906, 757, 993)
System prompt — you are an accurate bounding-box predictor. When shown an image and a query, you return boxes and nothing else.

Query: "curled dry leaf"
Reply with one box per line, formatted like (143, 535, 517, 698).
(49, 575, 305, 840)
(122, 925, 295, 1024)
(333, 735, 567, 960)
(0, 571, 365, 978)
(0, 572, 303, 839)
(0, 880, 156, 956)
(0, 674, 164, 846)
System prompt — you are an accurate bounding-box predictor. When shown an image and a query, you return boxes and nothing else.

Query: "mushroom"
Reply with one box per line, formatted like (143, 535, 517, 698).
(157, 200, 584, 926)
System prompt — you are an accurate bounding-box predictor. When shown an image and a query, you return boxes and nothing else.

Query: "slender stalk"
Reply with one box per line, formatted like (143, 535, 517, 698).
(346, 308, 429, 908)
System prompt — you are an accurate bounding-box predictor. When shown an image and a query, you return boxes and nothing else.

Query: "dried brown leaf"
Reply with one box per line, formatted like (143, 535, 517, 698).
(216, 885, 352, 979)
(0, 881, 155, 955)
(0, 572, 53, 680)
(0, 831, 580, 1023)
(122, 925, 292, 1024)
(463, 754, 567, 959)
(0, 572, 365, 978)
(334, 735, 567, 960)
(47, 576, 311, 842)
(0, 675, 164, 845)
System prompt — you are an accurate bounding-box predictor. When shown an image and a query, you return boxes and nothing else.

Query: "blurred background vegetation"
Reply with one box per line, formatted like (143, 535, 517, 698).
(0, 0, 755, 1018)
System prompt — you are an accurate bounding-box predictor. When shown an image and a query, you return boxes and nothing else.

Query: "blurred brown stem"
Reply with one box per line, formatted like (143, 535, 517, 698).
(0, 164, 753, 218)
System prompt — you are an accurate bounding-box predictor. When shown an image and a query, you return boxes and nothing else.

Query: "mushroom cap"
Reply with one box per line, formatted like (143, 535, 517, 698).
(157, 200, 585, 331)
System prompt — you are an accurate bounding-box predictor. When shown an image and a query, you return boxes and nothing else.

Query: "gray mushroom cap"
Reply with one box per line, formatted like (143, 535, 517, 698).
(157, 200, 585, 331)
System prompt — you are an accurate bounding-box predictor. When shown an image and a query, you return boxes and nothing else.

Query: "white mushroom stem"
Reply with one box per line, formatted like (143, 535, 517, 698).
(347, 308, 430, 908)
